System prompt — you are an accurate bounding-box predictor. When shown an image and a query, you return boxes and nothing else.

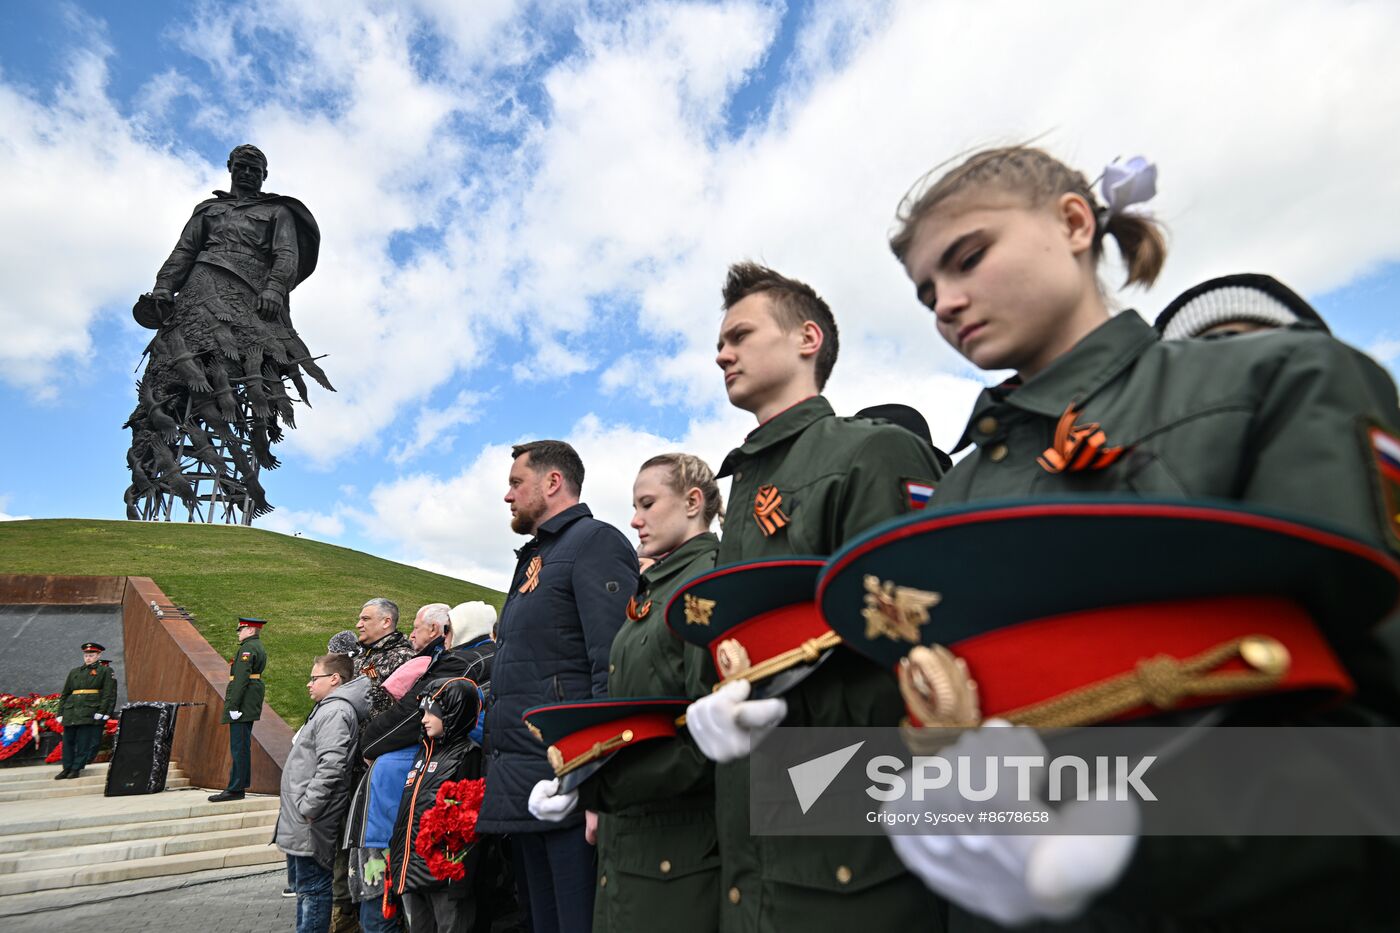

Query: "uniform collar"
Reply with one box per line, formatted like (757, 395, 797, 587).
(952, 311, 1158, 452)
(718, 396, 833, 477)
(642, 532, 720, 592)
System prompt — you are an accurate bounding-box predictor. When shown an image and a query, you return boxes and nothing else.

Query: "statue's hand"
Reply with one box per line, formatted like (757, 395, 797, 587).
(150, 287, 173, 302)
(256, 288, 285, 319)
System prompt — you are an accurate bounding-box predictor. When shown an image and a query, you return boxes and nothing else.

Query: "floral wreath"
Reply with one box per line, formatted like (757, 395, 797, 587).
(413, 777, 486, 882)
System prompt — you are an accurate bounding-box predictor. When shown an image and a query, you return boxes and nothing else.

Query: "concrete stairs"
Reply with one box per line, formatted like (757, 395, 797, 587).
(0, 761, 282, 902)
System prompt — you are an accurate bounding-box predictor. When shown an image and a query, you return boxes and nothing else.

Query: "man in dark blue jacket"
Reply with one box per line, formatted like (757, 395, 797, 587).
(478, 440, 636, 933)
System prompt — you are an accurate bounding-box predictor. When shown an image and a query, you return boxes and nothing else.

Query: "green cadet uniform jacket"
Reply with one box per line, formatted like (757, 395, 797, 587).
(59, 662, 117, 720)
(936, 310, 1400, 931)
(578, 531, 721, 933)
(712, 395, 946, 933)
(222, 634, 267, 724)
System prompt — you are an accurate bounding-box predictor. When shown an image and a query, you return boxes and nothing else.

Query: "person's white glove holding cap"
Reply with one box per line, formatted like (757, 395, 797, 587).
(685, 680, 787, 763)
(884, 720, 1139, 927)
(529, 778, 579, 822)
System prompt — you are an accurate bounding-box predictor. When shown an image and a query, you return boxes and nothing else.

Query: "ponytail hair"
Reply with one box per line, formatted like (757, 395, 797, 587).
(890, 145, 1167, 289)
(1100, 210, 1166, 288)
(639, 453, 724, 528)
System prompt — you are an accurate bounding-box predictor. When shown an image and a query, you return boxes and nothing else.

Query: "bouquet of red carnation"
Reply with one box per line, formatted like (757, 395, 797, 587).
(413, 777, 486, 882)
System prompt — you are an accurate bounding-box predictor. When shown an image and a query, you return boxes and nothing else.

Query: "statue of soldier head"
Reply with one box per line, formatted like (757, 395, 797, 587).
(227, 144, 269, 197)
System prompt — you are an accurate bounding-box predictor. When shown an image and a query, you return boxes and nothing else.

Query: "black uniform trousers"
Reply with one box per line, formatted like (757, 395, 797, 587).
(61, 723, 102, 773)
(225, 721, 253, 792)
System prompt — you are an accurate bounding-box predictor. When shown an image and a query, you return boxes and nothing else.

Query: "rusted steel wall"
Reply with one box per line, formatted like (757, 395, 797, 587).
(0, 574, 126, 605)
(0, 573, 292, 794)
(121, 577, 293, 794)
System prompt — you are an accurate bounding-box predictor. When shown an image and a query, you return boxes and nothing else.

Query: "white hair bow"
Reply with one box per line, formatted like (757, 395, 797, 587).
(1101, 156, 1158, 217)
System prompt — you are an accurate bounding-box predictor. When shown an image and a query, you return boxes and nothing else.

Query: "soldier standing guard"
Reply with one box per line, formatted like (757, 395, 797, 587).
(210, 617, 267, 802)
(55, 642, 117, 779)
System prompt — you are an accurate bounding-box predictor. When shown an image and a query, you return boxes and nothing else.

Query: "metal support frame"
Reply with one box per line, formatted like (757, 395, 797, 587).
(136, 395, 264, 526)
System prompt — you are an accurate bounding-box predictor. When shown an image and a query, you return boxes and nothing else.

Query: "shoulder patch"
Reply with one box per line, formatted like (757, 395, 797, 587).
(902, 479, 935, 511)
(240, 652, 251, 661)
(1367, 424, 1400, 553)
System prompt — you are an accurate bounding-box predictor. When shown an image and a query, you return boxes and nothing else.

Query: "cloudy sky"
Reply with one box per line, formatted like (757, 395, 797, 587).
(2, 0, 1398, 590)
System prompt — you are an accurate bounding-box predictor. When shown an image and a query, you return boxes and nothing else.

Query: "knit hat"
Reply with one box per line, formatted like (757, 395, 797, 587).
(326, 630, 360, 656)
(449, 601, 497, 645)
(1156, 273, 1329, 341)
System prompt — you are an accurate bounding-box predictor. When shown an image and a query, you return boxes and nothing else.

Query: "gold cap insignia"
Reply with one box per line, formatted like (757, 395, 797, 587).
(684, 593, 716, 627)
(715, 638, 751, 680)
(898, 644, 981, 752)
(862, 575, 941, 643)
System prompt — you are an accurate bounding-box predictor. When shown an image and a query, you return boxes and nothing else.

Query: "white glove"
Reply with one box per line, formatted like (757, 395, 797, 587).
(883, 720, 1138, 927)
(55, 716, 62, 724)
(528, 778, 579, 822)
(685, 680, 787, 763)
(228, 711, 243, 721)
(93, 713, 104, 720)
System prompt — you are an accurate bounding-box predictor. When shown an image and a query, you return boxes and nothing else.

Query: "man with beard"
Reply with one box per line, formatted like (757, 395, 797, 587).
(477, 440, 637, 933)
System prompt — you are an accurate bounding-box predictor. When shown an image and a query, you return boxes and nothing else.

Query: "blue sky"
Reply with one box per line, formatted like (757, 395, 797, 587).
(2, 0, 1398, 589)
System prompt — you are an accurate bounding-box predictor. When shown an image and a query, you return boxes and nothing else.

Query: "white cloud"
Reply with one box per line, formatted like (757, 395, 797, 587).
(358, 407, 752, 587)
(0, 495, 32, 522)
(390, 390, 490, 465)
(0, 38, 210, 394)
(1367, 338, 1400, 373)
(259, 504, 352, 539)
(8, 0, 1400, 584)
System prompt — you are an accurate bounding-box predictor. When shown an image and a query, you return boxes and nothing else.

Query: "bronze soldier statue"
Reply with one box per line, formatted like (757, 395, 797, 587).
(125, 144, 333, 523)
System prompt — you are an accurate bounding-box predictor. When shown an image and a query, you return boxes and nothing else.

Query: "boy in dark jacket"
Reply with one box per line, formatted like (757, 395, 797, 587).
(390, 676, 484, 932)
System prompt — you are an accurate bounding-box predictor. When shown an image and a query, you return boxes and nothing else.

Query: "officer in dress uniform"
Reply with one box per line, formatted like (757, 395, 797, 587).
(55, 642, 117, 779)
(680, 262, 947, 933)
(881, 144, 1400, 927)
(210, 617, 267, 802)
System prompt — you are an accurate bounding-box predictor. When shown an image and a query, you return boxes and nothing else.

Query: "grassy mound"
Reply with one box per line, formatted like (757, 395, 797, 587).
(0, 519, 502, 725)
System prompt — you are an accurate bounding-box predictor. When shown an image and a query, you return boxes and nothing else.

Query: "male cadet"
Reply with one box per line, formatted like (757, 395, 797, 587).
(685, 262, 947, 931)
(210, 617, 267, 802)
(55, 642, 117, 779)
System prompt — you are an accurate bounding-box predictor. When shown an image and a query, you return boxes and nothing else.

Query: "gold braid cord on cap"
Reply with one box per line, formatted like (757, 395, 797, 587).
(998, 635, 1290, 729)
(711, 631, 843, 690)
(898, 635, 1292, 753)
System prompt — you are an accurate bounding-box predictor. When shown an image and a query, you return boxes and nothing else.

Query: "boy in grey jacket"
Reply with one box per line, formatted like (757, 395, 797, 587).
(276, 654, 372, 933)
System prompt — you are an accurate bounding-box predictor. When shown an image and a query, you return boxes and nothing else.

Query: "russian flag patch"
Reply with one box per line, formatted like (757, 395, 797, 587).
(902, 479, 935, 511)
(1368, 424, 1400, 552)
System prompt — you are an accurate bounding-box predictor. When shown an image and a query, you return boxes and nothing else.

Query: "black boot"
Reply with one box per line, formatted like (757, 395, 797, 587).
(54, 770, 71, 780)
(207, 790, 245, 802)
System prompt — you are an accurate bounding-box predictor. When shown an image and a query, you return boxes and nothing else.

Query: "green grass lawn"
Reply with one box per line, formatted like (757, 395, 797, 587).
(0, 519, 502, 726)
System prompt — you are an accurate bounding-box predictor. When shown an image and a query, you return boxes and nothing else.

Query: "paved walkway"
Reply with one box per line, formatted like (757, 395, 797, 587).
(3, 867, 294, 932)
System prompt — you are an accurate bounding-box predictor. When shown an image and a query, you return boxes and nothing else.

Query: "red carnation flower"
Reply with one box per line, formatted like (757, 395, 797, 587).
(413, 778, 486, 882)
